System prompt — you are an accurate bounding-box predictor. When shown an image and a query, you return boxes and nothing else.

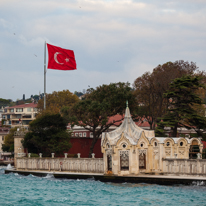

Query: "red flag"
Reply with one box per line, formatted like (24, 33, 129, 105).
(47, 43, 77, 70)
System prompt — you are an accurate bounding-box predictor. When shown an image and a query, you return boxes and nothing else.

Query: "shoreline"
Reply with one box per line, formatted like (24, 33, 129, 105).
(5, 169, 206, 185)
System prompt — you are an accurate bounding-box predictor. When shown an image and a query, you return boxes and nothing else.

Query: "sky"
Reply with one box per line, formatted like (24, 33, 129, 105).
(0, 0, 206, 101)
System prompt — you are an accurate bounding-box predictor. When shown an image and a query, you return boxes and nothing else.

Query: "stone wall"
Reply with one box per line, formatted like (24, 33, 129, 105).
(163, 159, 206, 176)
(16, 157, 104, 173)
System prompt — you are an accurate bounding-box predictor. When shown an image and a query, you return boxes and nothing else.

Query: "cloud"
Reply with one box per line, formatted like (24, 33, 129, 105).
(0, 0, 205, 100)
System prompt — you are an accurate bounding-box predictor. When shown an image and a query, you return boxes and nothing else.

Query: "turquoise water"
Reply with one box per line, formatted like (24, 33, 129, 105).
(0, 167, 206, 206)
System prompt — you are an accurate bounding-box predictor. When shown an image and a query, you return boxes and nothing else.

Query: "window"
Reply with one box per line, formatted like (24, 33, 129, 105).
(10, 109, 14, 112)
(189, 140, 200, 159)
(33, 108, 38, 112)
(139, 153, 146, 169)
(122, 144, 127, 148)
(27, 108, 31, 112)
(4, 109, 7, 112)
(71, 133, 74, 137)
(23, 120, 31, 125)
(90, 132, 93, 138)
(79, 133, 82, 137)
(140, 143, 144, 148)
(166, 142, 170, 146)
(17, 114, 21, 119)
(16, 108, 23, 112)
(2, 115, 6, 119)
(83, 132, 86, 137)
(154, 142, 157, 147)
(7, 115, 10, 119)
(75, 133, 79, 137)
(180, 142, 184, 146)
(107, 155, 112, 171)
(120, 151, 129, 170)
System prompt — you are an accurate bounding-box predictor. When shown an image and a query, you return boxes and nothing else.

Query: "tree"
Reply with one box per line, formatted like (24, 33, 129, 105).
(2, 127, 17, 152)
(22, 114, 72, 156)
(155, 75, 206, 139)
(0, 98, 14, 107)
(62, 82, 138, 157)
(133, 60, 201, 129)
(37, 90, 79, 115)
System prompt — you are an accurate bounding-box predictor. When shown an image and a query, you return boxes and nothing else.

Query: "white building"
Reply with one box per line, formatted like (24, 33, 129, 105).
(2, 103, 38, 129)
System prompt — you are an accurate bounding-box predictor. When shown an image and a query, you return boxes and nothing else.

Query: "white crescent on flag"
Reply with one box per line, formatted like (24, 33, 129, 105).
(54, 52, 64, 65)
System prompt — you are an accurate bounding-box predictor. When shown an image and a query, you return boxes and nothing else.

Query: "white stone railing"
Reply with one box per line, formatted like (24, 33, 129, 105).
(163, 159, 206, 175)
(16, 157, 104, 173)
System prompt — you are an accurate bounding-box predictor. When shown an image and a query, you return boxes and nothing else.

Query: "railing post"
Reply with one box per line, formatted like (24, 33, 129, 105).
(92, 153, 95, 158)
(64, 153, 68, 158)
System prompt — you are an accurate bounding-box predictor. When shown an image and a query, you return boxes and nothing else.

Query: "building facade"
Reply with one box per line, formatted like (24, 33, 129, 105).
(2, 103, 38, 128)
(0, 127, 10, 153)
(101, 105, 203, 175)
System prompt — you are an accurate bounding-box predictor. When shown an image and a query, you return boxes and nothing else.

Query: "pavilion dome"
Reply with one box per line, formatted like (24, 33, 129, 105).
(101, 105, 155, 146)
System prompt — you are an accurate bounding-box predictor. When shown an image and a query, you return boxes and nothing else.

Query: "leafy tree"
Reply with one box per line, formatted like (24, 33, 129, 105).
(22, 114, 72, 156)
(62, 82, 138, 157)
(0, 98, 14, 107)
(155, 75, 206, 139)
(37, 90, 79, 115)
(2, 127, 17, 152)
(133, 60, 201, 129)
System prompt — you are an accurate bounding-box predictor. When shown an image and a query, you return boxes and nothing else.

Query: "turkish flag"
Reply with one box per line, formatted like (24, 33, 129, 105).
(47, 43, 77, 70)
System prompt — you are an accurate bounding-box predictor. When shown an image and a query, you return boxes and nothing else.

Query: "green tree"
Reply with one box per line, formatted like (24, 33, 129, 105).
(2, 127, 17, 152)
(155, 75, 206, 139)
(133, 60, 201, 129)
(62, 82, 138, 157)
(22, 114, 72, 156)
(0, 98, 14, 107)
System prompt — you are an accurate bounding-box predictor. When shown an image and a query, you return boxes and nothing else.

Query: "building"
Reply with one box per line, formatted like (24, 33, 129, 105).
(101, 105, 203, 175)
(0, 127, 13, 162)
(2, 103, 38, 128)
(0, 127, 10, 153)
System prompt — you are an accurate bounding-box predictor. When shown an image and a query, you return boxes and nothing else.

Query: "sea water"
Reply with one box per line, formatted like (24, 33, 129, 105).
(0, 167, 206, 206)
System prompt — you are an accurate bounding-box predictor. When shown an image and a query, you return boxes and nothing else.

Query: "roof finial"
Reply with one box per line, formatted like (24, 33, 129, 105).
(126, 100, 128, 108)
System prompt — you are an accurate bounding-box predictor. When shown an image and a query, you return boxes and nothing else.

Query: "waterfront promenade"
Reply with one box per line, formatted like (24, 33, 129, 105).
(5, 168, 206, 185)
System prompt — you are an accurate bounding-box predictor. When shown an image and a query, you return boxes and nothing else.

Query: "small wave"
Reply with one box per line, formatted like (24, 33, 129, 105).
(44, 173, 54, 179)
(6, 164, 13, 170)
(192, 181, 206, 186)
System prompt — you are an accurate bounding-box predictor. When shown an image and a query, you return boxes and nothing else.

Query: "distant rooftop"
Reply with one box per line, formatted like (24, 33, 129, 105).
(5, 102, 37, 109)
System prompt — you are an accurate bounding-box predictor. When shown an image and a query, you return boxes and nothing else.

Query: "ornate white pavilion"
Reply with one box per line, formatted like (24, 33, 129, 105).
(101, 104, 203, 175)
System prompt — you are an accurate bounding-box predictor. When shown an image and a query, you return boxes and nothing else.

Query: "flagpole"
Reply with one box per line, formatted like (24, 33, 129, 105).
(44, 41, 46, 110)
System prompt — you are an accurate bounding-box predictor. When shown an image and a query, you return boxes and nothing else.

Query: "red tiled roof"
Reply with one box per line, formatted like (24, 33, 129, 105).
(5, 103, 37, 109)
(107, 114, 151, 127)
(68, 114, 151, 128)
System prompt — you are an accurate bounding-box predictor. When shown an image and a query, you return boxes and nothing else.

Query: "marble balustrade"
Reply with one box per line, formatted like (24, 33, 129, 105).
(163, 159, 206, 175)
(16, 157, 104, 173)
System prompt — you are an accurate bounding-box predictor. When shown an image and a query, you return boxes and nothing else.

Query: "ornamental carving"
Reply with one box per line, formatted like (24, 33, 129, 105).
(165, 149, 171, 156)
(138, 149, 147, 156)
(106, 149, 112, 155)
(120, 150, 129, 157)
(153, 151, 158, 156)
(179, 150, 185, 155)
(14, 131, 26, 136)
